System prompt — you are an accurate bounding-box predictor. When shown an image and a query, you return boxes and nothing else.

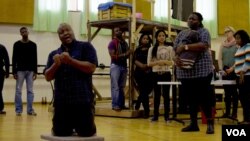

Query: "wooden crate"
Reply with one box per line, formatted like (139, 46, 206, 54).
(98, 4, 131, 20)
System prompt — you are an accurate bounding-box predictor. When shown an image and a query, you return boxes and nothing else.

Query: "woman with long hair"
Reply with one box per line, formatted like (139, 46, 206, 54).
(147, 29, 174, 122)
(133, 33, 153, 118)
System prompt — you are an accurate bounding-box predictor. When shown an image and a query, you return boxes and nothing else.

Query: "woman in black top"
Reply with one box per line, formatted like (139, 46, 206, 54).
(133, 34, 153, 118)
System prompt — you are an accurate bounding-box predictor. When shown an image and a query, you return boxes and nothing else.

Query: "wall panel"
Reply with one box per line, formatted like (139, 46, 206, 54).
(218, 0, 249, 34)
(115, 0, 151, 20)
(0, 0, 34, 24)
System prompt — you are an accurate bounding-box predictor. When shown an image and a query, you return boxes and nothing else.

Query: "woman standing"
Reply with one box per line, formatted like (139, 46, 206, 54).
(133, 34, 153, 118)
(234, 30, 250, 124)
(174, 12, 214, 134)
(147, 30, 175, 122)
(218, 26, 238, 119)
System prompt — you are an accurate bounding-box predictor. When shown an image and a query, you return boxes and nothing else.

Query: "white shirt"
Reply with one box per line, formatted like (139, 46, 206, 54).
(147, 45, 175, 72)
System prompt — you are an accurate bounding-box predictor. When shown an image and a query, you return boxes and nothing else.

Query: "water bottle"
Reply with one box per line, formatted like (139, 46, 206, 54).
(218, 71, 224, 80)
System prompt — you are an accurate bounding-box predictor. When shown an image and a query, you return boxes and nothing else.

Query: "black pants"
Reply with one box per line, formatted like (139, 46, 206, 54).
(0, 71, 5, 111)
(180, 73, 214, 122)
(134, 72, 153, 115)
(52, 102, 96, 137)
(153, 72, 171, 119)
(222, 73, 238, 115)
(237, 75, 250, 122)
(178, 85, 189, 113)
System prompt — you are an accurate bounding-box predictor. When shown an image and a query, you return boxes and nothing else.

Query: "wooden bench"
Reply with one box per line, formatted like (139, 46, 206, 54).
(40, 134, 104, 141)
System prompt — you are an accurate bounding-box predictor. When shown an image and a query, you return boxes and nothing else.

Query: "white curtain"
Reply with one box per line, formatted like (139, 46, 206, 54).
(33, 0, 112, 35)
(196, 0, 218, 38)
(33, 0, 68, 32)
(154, 0, 168, 22)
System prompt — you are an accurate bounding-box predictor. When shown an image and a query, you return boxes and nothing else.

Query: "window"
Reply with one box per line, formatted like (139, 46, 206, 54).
(90, 0, 112, 14)
(38, 0, 61, 12)
(33, 0, 113, 35)
(67, 0, 84, 11)
(154, 0, 168, 21)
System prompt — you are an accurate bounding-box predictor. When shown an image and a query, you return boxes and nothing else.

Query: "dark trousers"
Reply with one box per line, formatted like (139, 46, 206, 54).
(178, 85, 189, 113)
(237, 75, 250, 122)
(135, 72, 153, 115)
(0, 72, 4, 111)
(153, 72, 171, 119)
(223, 73, 238, 115)
(180, 73, 214, 123)
(53, 102, 96, 137)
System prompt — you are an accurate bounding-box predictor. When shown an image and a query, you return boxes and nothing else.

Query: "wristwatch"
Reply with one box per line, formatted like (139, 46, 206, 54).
(184, 45, 189, 50)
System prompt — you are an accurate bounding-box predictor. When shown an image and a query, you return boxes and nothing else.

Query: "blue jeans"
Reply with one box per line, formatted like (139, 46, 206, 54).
(110, 64, 127, 108)
(15, 71, 35, 113)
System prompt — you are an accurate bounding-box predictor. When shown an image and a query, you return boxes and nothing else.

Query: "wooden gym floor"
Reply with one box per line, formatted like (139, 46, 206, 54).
(0, 103, 242, 141)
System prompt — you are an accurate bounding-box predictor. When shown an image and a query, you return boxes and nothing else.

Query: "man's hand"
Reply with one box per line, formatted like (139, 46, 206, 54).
(174, 56, 183, 67)
(175, 45, 185, 55)
(60, 52, 72, 64)
(125, 49, 133, 57)
(225, 67, 234, 74)
(53, 54, 61, 66)
(239, 71, 244, 84)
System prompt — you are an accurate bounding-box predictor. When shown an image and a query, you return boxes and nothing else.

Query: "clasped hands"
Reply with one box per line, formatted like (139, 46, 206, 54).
(155, 60, 173, 66)
(53, 52, 72, 66)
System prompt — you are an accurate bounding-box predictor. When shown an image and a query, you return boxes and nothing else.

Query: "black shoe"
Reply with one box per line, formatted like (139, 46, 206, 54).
(135, 105, 140, 110)
(143, 111, 150, 119)
(206, 120, 214, 134)
(151, 116, 158, 122)
(0, 111, 6, 114)
(143, 114, 149, 119)
(165, 118, 171, 123)
(181, 124, 199, 132)
(27, 111, 37, 116)
(206, 124, 214, 134)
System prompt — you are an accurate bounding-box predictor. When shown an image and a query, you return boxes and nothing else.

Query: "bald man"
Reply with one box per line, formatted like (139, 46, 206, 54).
(44, 23, 98, 137)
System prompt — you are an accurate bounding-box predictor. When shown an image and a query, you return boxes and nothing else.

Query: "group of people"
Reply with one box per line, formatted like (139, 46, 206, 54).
(108, 11, 250, 136)
(0, 27, 37, 116)
(1, 11, 250, 137)
(0, 24, 97, 137)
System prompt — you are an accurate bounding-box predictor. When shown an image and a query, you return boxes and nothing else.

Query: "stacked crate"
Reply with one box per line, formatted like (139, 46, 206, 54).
(98, 2, 132, 20)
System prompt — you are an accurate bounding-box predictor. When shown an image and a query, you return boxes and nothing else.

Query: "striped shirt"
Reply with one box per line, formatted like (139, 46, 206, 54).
(234, 43, 250, 75)
(174, 27, 213, 79)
